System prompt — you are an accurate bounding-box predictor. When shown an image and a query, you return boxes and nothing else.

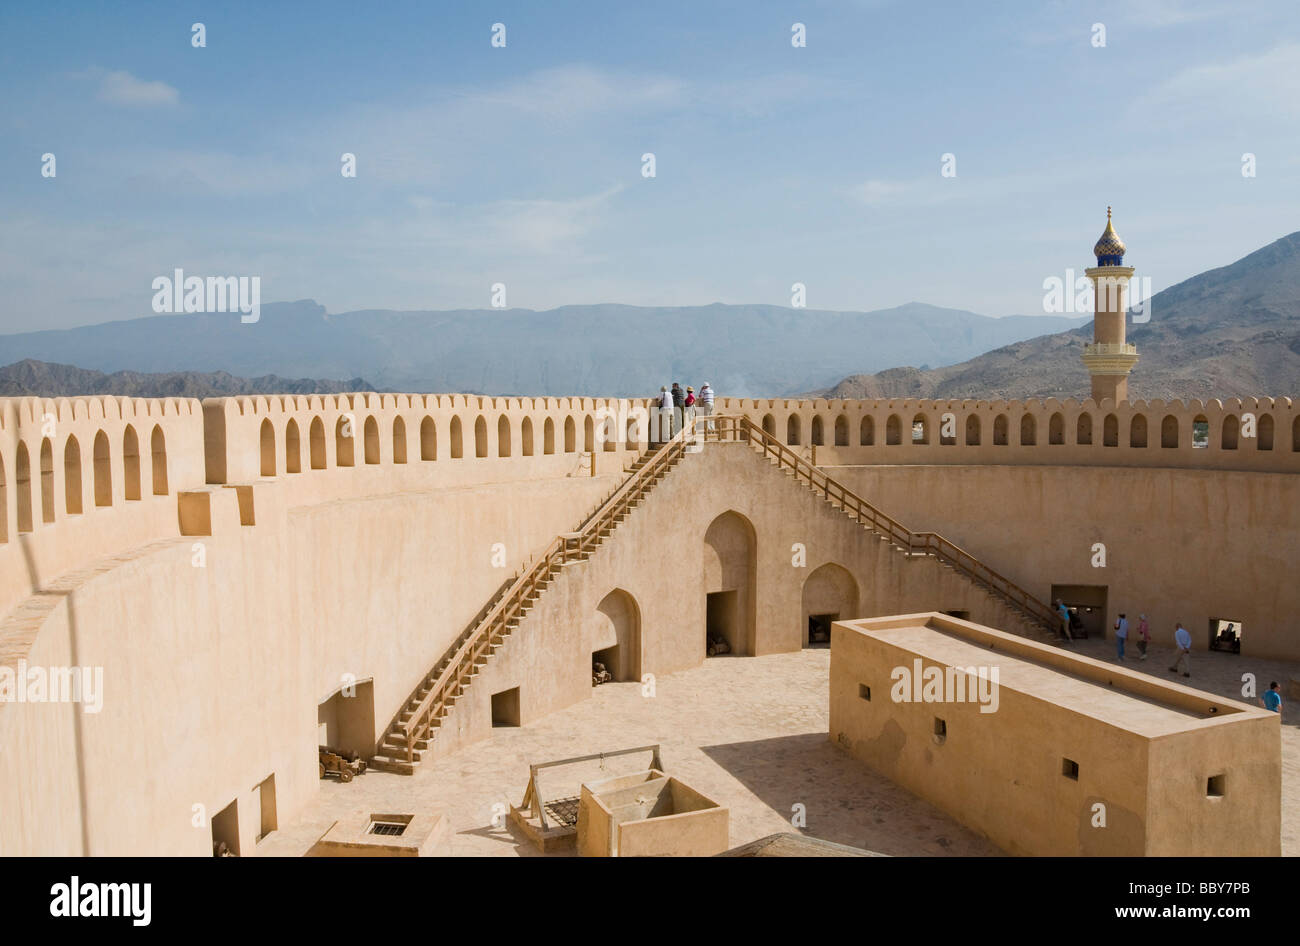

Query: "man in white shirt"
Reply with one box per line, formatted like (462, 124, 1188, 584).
(1169, 622, 1192, 678)
(658, 386, 673, 441)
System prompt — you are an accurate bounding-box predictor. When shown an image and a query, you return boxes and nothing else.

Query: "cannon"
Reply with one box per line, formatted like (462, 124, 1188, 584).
(319, 745, 367, 782)
(706, 633, 731, 657)
(592, 661, 612, 686)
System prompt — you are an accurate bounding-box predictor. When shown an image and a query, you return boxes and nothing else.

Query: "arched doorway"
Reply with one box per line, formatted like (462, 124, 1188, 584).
(591, 589, 641, 683)
(703, 510, 757, 657)
(801, 563, 859, 647)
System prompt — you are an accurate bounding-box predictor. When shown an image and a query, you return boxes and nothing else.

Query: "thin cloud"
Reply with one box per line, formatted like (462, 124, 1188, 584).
(1133, 43, 1300, 120)
(96, 69, 179, 107)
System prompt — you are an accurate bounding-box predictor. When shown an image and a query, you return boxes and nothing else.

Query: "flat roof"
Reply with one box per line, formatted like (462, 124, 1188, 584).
(839, 613, 1269, 739)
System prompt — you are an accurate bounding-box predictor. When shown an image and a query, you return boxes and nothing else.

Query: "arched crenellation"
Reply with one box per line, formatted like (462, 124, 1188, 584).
(886, 414, 902, 446)
(286, 419, 302, 472)
(260, 418, 276, 477)
(392, 416, 407, 464)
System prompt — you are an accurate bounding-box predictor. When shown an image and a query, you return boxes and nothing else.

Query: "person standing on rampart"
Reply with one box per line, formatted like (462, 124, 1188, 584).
(699, 382, 715, 432)
(658, 386, 673, 441)
(671, 382, 684, 436)
(684, 386, 697, 430)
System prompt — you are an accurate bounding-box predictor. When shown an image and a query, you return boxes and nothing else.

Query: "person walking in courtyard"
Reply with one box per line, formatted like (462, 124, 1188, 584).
(1055, 599, 1072, 642)
(1169, 621, 1192, 677)
(1136, 613, 1150, 660)
(698, 381, 715, 433)
(1114, 612, 1129, 661)
(1261, 681, 1283, 716)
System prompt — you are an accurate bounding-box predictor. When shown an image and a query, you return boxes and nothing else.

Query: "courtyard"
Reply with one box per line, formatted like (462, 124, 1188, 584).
(261, 637, 1300, 857)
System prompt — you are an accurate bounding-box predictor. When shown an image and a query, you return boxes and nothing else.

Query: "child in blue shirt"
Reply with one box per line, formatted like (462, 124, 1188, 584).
(1261, 682, 1283, 715)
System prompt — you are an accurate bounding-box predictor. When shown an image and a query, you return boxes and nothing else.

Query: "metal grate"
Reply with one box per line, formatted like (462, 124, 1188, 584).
(543, 796, 580, 827)
(369, 821, 407, 837)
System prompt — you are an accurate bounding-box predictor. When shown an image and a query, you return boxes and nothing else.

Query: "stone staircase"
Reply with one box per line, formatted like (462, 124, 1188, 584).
(369, 437, 690, 774)
(369, 415, 1059, 774)
(762, 452, 1052, 640)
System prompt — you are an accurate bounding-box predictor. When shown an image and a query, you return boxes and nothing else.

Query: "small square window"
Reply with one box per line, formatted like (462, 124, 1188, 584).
(858, 684, 871, 701)
(933, 717, 947, 744)
(1207, 774, 1225, 798)
(1062, 758, 1079, 780)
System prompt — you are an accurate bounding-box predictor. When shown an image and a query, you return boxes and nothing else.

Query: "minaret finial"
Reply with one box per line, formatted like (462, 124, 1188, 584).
(1107, 205, 1112, 222)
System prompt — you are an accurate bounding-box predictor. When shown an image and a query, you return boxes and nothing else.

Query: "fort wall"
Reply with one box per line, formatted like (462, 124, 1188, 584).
(0, 441, 1041, 856)
(1, 391, 1297, 856)
(832, 464, 1300, 660)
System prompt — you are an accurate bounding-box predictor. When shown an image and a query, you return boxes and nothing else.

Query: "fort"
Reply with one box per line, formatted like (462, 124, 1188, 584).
(0, 214, 1292, 856)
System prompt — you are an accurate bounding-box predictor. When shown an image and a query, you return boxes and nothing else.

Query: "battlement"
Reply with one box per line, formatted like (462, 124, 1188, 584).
(2, 390, 1297, 625)
(716, 395, 1300, 471)
(3, 389, 1297, 552)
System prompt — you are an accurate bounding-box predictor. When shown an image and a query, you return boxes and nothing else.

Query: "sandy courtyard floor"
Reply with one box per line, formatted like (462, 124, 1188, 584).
(261, 640, 1300, 857)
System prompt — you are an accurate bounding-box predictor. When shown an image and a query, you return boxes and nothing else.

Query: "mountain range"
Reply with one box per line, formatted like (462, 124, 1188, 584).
(3, 231, 1298, 401)
(0, 301, 1086, 398)
(0, 359, 373, 399)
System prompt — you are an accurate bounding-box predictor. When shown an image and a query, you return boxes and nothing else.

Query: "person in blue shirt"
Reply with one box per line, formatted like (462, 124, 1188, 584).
(1261, 681, 1283, 716)
(1054, 599, 1072, 642)
(1169, 622, 1192, 677)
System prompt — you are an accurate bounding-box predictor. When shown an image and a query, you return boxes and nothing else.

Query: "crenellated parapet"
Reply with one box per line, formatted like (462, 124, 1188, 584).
(2, 389, 1297, 624)
(201, 393, 661, 485)
(0, 395, 208, 623)
(716, 395, 1300, 471)
(0, 395, 205, 538)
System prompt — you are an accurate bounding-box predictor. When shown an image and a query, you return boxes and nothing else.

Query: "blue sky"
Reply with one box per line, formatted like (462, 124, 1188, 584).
(1, 0, 1298, 333)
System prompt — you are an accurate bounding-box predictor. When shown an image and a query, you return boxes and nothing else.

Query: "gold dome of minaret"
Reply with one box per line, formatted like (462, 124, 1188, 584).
(1092, 206, 1126, 266)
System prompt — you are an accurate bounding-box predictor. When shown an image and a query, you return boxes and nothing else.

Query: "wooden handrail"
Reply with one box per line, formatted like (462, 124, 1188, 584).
(399, 417, 704, 761)
(716, 415, 1060, 633)
(399, 411, 1058, 764)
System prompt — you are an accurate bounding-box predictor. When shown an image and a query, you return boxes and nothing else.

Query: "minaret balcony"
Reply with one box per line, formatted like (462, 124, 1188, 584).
(1081, 343, 1139, 375)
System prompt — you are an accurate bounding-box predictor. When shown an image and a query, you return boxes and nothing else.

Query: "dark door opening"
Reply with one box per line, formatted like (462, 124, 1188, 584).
(1209, 618, 1242, 654)
(943, 610, 971, 621)
(706, 590, 738, 656)
(807, 612, 837, 648)
(491, 686, 521, 727)
(1051, 584, 1108, 639)
(212, 799, 240, 857)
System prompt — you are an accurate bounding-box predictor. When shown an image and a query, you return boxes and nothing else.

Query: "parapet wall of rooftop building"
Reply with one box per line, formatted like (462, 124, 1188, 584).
(829, 612, 1280, 856)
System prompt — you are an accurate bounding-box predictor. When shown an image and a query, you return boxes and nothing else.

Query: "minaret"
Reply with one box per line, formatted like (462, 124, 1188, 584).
(1080, 207, 1138, 403)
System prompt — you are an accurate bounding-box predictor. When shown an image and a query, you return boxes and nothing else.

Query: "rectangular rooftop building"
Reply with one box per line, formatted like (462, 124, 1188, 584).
(829, 612, 1281, 856)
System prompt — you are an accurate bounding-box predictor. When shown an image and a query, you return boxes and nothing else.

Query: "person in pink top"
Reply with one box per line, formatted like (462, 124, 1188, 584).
(1136, 614, 1151, 660)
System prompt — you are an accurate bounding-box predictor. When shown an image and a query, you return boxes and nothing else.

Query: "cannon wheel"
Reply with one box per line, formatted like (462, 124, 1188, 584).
(339, 767, 353, 783)
(319, 762, 325, 779)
